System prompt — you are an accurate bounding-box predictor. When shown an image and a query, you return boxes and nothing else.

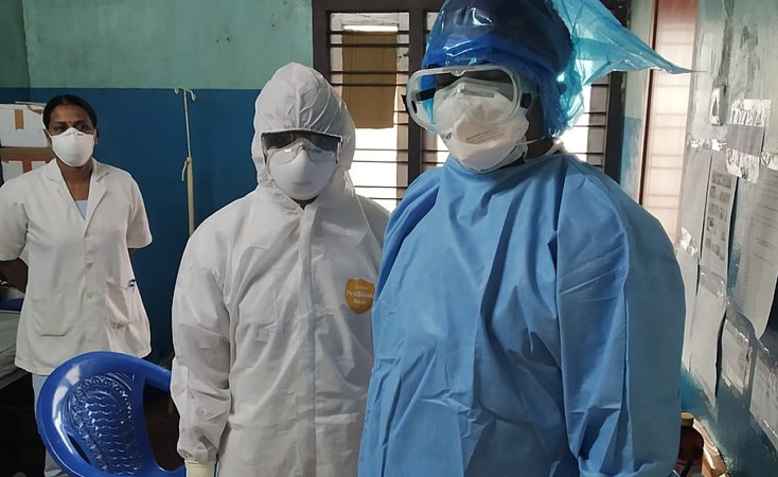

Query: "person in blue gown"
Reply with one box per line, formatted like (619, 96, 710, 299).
(358, 1, 689, 475)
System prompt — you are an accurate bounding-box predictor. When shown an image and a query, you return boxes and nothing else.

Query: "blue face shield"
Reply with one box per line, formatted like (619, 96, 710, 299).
(423, 0, 689, 137)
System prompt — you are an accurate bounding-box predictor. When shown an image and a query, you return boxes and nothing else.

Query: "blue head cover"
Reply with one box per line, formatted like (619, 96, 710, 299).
(425, 0, 688, 137)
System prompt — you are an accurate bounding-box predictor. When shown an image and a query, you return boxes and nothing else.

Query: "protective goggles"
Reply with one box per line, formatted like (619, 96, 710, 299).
(261, 130, 342, 158)
(405, 65, 529, 133)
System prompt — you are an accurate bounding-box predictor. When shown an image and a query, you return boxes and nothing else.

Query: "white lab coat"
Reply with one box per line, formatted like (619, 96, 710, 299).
(171, 63, 389, 477)
(0, 159, 152, 375)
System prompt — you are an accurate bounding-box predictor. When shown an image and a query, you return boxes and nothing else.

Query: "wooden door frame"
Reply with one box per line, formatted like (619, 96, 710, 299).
(637, 0, 660, 203)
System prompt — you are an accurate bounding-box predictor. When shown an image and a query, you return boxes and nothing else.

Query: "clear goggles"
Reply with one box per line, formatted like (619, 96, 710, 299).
(261, 130, 342, 158)
(405, 65, 528, 132)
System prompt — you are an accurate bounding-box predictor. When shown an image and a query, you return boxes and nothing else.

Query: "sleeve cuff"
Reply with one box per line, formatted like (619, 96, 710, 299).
(184, 461, 216, 477)
(127, 235, 152, 250)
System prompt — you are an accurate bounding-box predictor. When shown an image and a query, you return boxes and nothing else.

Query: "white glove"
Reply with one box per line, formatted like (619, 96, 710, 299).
(185, 461, 216, 477)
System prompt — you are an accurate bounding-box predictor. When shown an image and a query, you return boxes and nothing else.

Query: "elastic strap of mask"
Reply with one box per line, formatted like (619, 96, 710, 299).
(502, 136, 561, 169)
(486, 138, 534, 172)
(520, 135, 565, 157)
(544, 140, 566, 156)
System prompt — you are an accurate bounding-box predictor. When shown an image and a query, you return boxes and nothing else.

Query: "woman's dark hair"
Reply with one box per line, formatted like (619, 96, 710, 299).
(43, 95, 99, 129)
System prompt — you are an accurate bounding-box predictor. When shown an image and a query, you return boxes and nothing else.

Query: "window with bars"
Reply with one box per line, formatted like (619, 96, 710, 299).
(328, 13, 411, 211)
(561, 77, 611, 169)
(314, 1, 628, 211)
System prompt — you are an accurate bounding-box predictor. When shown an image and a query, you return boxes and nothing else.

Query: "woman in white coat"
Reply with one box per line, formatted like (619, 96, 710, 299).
(170, 63, 389, 477)
(0, 94, 153, 477)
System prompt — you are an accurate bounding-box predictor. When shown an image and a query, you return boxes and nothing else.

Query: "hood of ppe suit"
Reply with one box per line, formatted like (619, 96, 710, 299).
(251, 63, 356, 186)
(425, 0, 688, 137)
(426, 0, 573, 77)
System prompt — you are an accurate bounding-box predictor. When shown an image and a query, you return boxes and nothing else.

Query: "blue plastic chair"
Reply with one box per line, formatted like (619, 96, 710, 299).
(36, 351, 185, 477)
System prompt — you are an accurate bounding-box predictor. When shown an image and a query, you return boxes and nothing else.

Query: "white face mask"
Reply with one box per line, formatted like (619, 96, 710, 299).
(434, 79, 531, 173)
(51, 127, 95, 168)
(267, 139, 338, 201)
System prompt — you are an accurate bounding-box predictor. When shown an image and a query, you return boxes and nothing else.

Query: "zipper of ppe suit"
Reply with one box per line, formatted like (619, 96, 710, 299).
(298, 204, 318, 476)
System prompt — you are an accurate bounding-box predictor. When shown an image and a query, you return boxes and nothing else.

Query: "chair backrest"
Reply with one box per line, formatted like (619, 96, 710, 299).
(36, 351, 185, 477)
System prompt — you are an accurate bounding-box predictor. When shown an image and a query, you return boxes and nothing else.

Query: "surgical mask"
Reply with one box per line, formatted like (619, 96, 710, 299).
(434, 79, 531, 173)
(267, 139, 338, 201)
(51, 127, 95, 168)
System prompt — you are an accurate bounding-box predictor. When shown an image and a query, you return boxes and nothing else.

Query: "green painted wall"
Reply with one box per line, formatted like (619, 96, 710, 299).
(22, 0, 313, 89)
(0, 0, 30, 88)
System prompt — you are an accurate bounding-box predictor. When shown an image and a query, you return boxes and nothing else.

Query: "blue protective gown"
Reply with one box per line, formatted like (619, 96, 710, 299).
(358, 154, 685, 477)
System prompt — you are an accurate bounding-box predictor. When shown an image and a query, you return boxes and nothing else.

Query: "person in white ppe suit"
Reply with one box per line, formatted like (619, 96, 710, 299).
(171, 63, 389, 477)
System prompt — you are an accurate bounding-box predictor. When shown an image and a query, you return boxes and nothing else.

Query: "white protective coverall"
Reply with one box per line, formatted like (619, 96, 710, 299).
(170, 63, 389, 477)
